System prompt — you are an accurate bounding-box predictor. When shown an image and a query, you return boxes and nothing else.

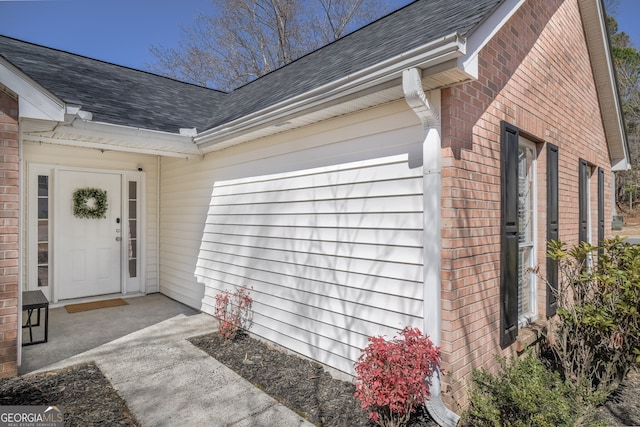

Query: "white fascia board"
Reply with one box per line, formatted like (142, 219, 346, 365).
(195, 33, 466, 151)
(0, 57, 65, 121)
(611, 157, 629, 172)
(25, 134, 199, 158)
(578, 0, 630, 169)
(27, 119, 202, 158)
(69, 119, 202, 156)
(457, 0, 526, 77)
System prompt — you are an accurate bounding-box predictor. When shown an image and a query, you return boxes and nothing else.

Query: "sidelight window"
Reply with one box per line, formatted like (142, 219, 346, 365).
(37, 175, 49, 287)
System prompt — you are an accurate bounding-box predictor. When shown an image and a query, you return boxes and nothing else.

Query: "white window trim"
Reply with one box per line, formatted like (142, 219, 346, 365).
(124, 174, 146, 294)
(518, 137, 538, 326)
(587, 167, 593, 245)
(585, 163, 594, 270)
(26, 164, 53, 301)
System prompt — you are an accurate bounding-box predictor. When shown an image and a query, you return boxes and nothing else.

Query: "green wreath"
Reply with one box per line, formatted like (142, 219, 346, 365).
(73, 187, 108, 219)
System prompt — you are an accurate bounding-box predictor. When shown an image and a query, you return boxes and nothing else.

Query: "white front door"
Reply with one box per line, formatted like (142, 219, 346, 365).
(57, 170, 122, 300)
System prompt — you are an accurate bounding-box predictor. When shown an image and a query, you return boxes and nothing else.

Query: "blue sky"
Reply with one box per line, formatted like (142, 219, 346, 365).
(1, 0, 639, 72)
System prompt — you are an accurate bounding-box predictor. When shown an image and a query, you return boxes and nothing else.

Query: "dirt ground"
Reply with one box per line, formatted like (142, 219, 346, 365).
(596, 368, 640, 426)
(618, 207, 640, 235)
(620, 222, 640, 236)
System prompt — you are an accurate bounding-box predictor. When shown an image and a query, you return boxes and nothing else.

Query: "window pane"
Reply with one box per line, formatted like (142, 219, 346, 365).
(36, 175, 50, 288)
(129, 259, 137, 278)
(518, 146, 534, 243)
(38, 176, 48, 197)
(127, 180, 138, 278)
(518, 246, 532, 316)
(37, 243, 48, 264)
(38, 266, 48, 287)
(517, 141, 536, 322)
(129, 181, 137, 199)
(38, 220, 48, 241)
(128, 239, 137, 259)
(38, 198, 48, 219)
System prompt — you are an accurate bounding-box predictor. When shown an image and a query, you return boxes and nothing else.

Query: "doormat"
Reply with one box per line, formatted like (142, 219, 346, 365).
(65, 298, 129, 313)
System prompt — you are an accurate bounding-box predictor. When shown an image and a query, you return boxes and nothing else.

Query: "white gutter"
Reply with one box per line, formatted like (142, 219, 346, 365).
(403, 67, 459, 427)
(156, 155, 161, 295)
(195, 33, 467, 150)
(68, 119, 200, 153)
(25, 118, 202, 159)
(17, 116, 24, 365)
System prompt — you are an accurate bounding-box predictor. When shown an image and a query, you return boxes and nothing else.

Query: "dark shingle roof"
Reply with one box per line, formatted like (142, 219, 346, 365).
(210, 0, 503, 129)
(0, 35, 226, 133)
(0, 0, 503, 134)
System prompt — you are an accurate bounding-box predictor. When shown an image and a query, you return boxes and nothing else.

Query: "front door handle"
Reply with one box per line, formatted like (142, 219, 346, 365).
(115, 237, 122, 241)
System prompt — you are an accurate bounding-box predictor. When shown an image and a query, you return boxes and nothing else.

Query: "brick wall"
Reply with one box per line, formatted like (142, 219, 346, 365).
(440, 0, 613, 409)
(0, 89, 19, 377)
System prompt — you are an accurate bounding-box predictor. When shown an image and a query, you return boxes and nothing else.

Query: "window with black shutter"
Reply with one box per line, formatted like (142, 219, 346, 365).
(501, 121, 519, 347)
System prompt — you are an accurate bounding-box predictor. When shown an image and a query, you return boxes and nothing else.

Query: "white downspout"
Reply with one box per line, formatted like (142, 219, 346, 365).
(17, 118, 24, 363)
(403, 68, 460, 427)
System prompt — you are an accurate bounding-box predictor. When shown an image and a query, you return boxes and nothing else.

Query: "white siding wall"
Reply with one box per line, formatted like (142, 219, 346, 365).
(160, 100, 425, 375)
(23, 142, 159, 293)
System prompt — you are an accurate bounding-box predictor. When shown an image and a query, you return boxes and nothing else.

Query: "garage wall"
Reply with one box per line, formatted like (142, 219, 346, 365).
(160, 100, 426, 374)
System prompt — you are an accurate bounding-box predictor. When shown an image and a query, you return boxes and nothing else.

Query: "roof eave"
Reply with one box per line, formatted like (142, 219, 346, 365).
(23, 118, 202, 159)
(0, 56, 65, 122)
(457, 0, 527, 79)
(194, 33, 467, 152)
(578, 0, 630, 170)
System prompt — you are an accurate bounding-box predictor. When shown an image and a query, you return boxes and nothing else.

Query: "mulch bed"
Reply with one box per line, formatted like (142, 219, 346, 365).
(191, 332, 640, 427)
(0, 362, 139, 427)
(0, 335, 636, 427)
(189, 332, 437, 427)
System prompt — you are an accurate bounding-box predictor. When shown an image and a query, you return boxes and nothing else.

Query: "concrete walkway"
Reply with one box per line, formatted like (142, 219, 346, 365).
(21, 294, 313, 427)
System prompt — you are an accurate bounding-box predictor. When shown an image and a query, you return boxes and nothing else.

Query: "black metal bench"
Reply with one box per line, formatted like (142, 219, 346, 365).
(22, 290, 49, 346)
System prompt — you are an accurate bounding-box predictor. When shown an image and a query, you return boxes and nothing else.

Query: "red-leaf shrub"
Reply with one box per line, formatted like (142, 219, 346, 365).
(214, 286, 253, 340)
(354, 327, 441, 427)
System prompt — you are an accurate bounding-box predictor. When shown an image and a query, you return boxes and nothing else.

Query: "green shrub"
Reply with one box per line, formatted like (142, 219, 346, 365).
(462, 352, 578, 427)
(547, 237, 640, 405)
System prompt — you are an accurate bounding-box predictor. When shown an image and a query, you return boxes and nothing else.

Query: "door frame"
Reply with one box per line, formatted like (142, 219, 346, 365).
(27, 163, 146, 302)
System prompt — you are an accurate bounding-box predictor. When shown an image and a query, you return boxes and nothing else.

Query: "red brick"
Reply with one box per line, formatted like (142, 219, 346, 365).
(439, 0, 614, 409)
(0, 91, 18, 378)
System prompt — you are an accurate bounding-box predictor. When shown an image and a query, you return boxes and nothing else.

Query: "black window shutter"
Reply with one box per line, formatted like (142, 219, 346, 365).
(579, 159, 589, 244)
(501, 121, 519, 347)
(546, 144, 559, 317)
(598, 167, 605, 248)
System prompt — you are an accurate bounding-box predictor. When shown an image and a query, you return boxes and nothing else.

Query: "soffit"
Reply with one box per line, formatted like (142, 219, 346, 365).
(578, 0, 629, 170)
(22, 118, 202, 158)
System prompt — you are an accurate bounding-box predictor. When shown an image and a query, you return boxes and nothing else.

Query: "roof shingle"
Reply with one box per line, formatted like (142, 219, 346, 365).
(0, 36, 226, 133)
(0, 0, 503, 133)
(212, 0, 503, 128)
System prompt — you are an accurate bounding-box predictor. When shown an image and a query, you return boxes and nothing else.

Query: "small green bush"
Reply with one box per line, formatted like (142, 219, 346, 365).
(462, 352, 579, 427)
(547, 237, 640, 404)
